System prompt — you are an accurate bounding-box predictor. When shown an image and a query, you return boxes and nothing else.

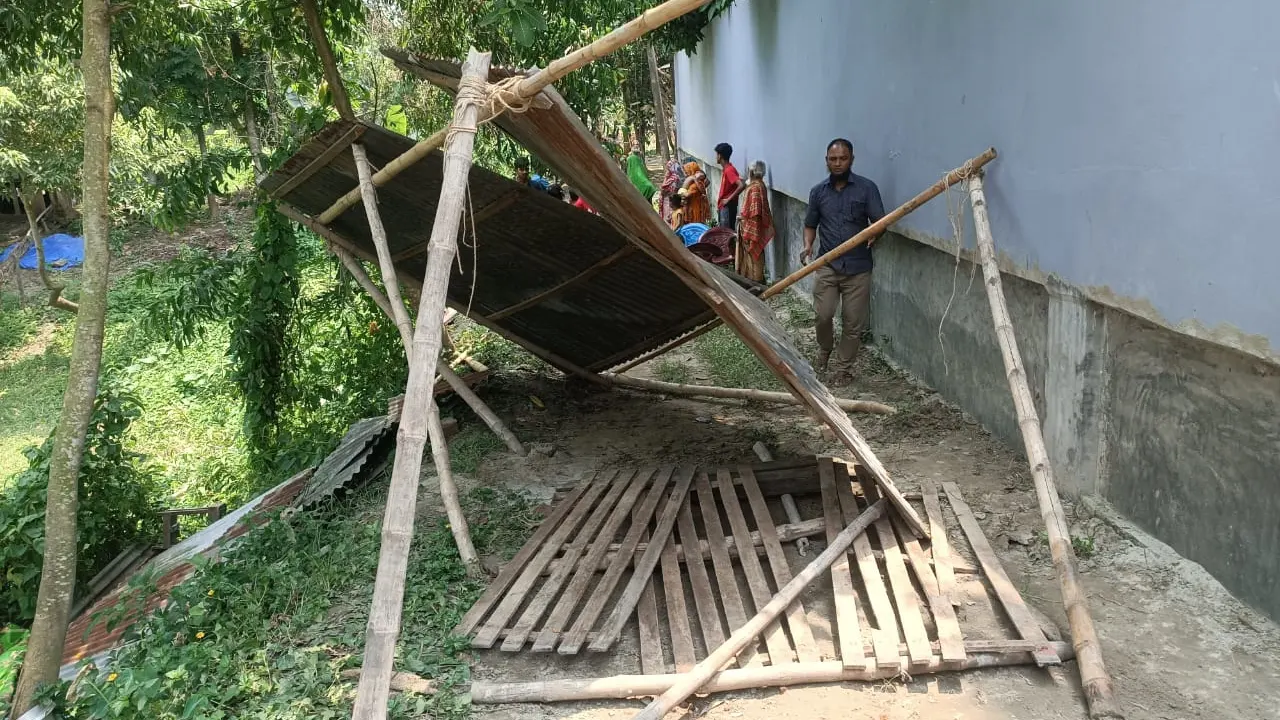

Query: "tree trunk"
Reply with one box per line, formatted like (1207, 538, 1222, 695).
(193, 124, 219, 221)
(646, 44, 671, 164)
(230, 32, 266, 181)
(21, 190, 77, 313)
(8, 0, 112, 716)
(300, 0, 354, 120)
(350, 49, 493, 720)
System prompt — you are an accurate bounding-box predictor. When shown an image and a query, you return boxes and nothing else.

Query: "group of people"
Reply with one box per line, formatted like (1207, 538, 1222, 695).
(513, 135, 885, 388)
(514, 156, 596, 213)
(635, 143, 776, 284)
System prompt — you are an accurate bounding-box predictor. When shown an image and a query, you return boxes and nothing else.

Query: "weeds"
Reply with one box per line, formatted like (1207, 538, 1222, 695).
(652, 358, 693, 384)
(447, 425, 505, 475)
(689, 326, 780, 391)
(61, 483, 535, 720)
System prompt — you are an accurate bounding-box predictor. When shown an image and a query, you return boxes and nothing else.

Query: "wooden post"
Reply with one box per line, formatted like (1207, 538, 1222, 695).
(602, 372, 895, 414)
(632, 500, 885, 720)
(646, 44, 671, 164)
(967, 174, 1122, 719)
(351, 49, 494, 720)
(317, 0, 713, 224)
(612, 148, 999, 367)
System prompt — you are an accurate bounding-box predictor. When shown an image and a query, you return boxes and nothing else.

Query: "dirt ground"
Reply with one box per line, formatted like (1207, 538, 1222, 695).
(429, 306, 1280, 720)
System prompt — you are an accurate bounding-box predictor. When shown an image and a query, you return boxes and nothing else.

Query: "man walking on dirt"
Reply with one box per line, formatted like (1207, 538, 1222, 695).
(800, 138, 885, 386)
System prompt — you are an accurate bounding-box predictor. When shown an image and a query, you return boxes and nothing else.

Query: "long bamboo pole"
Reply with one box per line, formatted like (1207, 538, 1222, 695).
(632, 500, 886, 720)
(967, 174, 1122, 719)
(352, 50, 494, 720)
(474, 641, 1075, 703)
(612, 148, 998, 371)
(348, 146, 525, 456)
(316, 0, 713, 225)
(602, 372, 895, 414)
(329, 243, 525, 455)
(299, 0, 353, 120)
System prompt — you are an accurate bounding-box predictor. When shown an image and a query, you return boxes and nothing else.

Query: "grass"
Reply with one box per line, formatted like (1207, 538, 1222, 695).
(689, 325, 781, 391)
(652, 357, 693, 385)
(446, 425, 506, 476)
(63, 481, 537, 720)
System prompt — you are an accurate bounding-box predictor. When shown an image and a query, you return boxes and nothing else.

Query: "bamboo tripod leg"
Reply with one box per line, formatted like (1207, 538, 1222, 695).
(351, 50, 494, 720)
(967, 174, 1121, 719)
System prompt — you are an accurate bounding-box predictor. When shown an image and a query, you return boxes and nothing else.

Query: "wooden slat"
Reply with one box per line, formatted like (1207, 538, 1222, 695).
(471, 471, 613, 648)
(942, 482, 1061, 666)
(716, 469, 794, 665)
(455, 478, 591, 636)
(817, 458, 866, 670)
(659, 526, 696, 672)
(588, 467, 697, 653)
(863, 476, 932, 666)
(488, 246, 634, 320)
(675, 501, 725, 657)
(921, 480, 960, 608)
(269, 123, 365, 199)
(562, 467, 675, 653)
(894, 515, 967, 663)
(739, 467, 820, 663)
(529, 468, 653, 652)
(833, 461, 900, 668)
(635, 510, 666, 675)
(694, 471, 755, 667)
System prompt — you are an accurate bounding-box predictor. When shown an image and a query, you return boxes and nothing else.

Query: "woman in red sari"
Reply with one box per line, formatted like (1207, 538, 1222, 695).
(736, 160, 775, 283)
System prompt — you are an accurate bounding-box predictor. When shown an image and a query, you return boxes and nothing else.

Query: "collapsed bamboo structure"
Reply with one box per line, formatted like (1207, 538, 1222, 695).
(611, 146, 998, 373)
(967, 174, 1123, 719)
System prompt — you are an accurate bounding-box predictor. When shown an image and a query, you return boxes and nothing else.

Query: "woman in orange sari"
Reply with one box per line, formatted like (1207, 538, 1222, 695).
(679, 158, 711, 224)
(736, 160, 775, 283)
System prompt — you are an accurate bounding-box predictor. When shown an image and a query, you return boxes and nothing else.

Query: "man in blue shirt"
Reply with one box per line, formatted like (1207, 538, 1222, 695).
(800, 138, 885, 386)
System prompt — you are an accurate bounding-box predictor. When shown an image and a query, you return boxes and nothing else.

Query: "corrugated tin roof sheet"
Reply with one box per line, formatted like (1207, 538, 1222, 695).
(259, 118, 748, 374)
(294, 415, 392, 508)
(59, 471, 311, 675)
(384, 50, 927, 537)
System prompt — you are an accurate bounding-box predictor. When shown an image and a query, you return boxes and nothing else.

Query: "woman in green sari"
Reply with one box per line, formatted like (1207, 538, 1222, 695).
(625, 149, 656, 202)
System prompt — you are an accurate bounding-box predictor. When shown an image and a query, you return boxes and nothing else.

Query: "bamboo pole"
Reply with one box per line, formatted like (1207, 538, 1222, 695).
(646, 44, 671, 164)
(335, 242, 529, 453)
(473, 641, 1074, 703)
(632, 500, 886, 720)
(602, 372, 895, 414)
(751, 443, 810, 556)
(316, 0, 713, 225)
(967, 174, 1122, 719)
(300, 0, 353, 120)
(351, 50, 494, 720)
(612, 148, 999, 368)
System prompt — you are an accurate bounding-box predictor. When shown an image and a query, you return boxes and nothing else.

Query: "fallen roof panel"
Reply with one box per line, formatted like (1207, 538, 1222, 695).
(386, 50, 927, 536)
(260, 120, 743, 375)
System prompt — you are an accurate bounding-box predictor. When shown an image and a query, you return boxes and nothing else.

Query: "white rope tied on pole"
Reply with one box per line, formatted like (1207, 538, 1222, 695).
(936, 158, 983, 376)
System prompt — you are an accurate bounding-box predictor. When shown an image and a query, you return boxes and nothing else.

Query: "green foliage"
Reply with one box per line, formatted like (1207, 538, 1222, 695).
(447, 426, 505, 476)
(61, 484, 535, 720)
(0, 381, 162, 626)
(1072, 534, 1097, 559)
(0, 58, 84, 195)
(229, 201, 300, 477)
(690, 325, 780, 391)
(117, 246, 247, 351)
(0, 298, 40, 358)
(652, 357, 693, 385)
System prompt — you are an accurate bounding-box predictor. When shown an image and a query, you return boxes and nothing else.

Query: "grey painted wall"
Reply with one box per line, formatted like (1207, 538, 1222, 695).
(674, 0, 1280, 357)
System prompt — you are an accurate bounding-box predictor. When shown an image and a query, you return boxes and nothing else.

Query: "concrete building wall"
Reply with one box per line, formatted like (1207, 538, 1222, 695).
(675, 0, 1280, 620)
(675, 0, 1280, 363)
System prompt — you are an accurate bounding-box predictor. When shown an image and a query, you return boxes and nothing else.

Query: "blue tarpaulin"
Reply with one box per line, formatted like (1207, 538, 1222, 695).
(0, 234, 85, 270)
(676, 223, 709, 247)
